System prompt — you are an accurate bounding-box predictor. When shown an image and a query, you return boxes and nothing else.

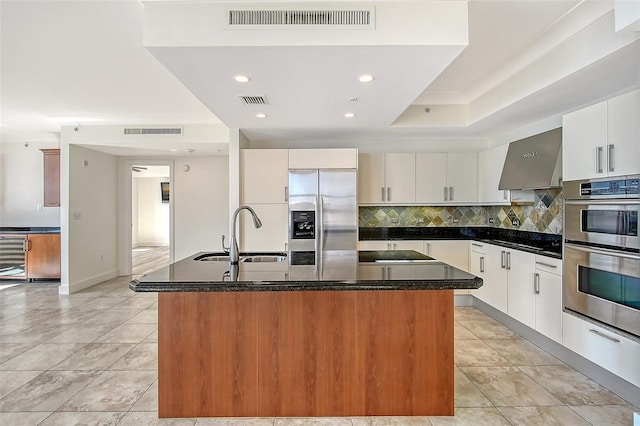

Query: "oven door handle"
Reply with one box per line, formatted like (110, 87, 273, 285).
(564, 242, 640, 260)
(564, 200, 639, 205)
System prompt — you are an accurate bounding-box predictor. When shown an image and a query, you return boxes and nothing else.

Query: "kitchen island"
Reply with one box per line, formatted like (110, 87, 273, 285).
(130, 250, 482, 418)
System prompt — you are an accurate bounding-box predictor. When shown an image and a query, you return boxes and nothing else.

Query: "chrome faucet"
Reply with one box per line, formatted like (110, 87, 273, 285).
(224, 205, 262, 264)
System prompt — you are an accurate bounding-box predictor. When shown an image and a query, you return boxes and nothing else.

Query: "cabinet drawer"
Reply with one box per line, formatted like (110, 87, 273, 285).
(534, 255, 561, 275)
(562, 312, 640, 387)
(470, 242, 486, 254)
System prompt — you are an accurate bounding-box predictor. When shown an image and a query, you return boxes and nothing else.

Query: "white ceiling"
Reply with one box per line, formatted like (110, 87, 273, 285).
(1, 0, 639, 154)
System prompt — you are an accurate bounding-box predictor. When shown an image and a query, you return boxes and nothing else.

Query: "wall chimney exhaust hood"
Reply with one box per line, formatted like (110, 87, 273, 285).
(498, 127, 562, 190)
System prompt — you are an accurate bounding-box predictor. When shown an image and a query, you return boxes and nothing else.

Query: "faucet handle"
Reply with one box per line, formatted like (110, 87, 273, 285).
(221, 234, 230, 253)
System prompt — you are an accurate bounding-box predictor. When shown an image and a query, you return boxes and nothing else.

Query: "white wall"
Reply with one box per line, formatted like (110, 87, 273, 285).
(0, 141, 61, 226)
(173, 156, 229, 261)
(63, 144, 118, 294)
(134, 176, 170, 246)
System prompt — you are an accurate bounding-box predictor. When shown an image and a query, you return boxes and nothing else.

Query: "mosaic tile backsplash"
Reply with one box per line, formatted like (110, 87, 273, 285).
(359, 189, 563, 235)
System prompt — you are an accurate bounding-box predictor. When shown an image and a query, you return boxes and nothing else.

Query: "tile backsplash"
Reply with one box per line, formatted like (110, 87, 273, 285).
(359, 189, 563, 235)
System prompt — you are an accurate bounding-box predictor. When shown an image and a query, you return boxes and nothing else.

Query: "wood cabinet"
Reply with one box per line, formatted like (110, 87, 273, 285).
(358, 153, 415, 204)
(0, 233, 60, 280)
(415, 152, 477, 204)
(41, 149, 60, 207)
(534, 256, 562, 343)
(563, 89, 639, 180)
(478, 145, 510, 204)
(158, 289, 454, 417)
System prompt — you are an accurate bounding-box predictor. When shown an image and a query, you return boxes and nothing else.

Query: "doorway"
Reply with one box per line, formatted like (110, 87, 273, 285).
(130, 164, 172, 275)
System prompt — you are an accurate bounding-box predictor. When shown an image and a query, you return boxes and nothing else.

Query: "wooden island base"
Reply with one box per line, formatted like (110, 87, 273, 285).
(158, 290, 454, 418)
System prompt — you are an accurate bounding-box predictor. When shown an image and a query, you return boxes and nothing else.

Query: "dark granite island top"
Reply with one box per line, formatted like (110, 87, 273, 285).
(129, 250, 482, 292)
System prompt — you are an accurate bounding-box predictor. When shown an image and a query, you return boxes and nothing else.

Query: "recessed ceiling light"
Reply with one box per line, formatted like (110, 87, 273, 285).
(344, 112, 355, 118)
(256, 113, 267, 118)
(233, 75, 251, 83)
(358, 74, 374, 83)
(170, 149, 178, 152)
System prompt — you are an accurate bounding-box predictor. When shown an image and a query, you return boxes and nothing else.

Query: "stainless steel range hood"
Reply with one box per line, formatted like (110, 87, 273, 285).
(499, 127, 562, 190)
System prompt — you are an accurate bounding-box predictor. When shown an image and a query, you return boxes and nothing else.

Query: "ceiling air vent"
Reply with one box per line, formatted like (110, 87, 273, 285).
(227, 8, 374, 29)
(239, 95, 269, 105)
(124, 127, 183, 135)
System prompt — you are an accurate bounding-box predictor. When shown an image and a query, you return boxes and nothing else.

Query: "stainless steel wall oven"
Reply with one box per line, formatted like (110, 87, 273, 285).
(563, 176, 640, 337)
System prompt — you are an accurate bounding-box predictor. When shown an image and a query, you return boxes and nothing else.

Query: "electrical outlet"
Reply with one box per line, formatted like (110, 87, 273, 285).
(488, 217, 495, 224)
(73, 212, 82, 220)
(511, 218, 520, 226)
(451, 218, 459, 224)
(37, 203, 43, 212)
(417, 218, 425, 224)
(390, 218, 399, 224)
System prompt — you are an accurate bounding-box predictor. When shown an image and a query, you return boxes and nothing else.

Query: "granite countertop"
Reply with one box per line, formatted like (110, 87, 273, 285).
(359, 227, 562, 259)
(0, 227, 61, 234)
(130, 250, 482, 293)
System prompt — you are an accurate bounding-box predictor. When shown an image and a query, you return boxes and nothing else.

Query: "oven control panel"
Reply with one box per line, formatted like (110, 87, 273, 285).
(580, 178, 639, 198)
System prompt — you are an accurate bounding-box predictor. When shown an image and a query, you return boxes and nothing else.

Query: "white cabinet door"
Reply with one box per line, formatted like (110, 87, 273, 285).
(358, 240, 390, 250)
(478, 145, 510, 204)
(469, 243, 487, 301)
(425, 240, 469, 272)
(483, 244, 509, 313)
(388, 240, 424, 252)
(535, 269, 562, 343)
(239, 203, 288, 252)
(446, 152, 478, 203)
(385, 153, 415, 204)
(241, 149, 289, 203)
(506, 250, 536, 329)
(563, 312, 640, 387)
(607, 89, 640, 176)
(415, 153, 447, 203)
(358, 153, 386, 204)
(289, 148, 357, 169)
(563, 101, 608, 181)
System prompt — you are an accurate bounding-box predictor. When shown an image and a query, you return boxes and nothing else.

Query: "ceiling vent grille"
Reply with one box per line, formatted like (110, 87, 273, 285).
(124, 127, 183, 135)
(239, 95, 269, 105)
(227, 9, 373, 29)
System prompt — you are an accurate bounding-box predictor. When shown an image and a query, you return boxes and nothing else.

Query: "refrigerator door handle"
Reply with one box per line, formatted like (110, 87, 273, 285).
(317, 195, 324, 271)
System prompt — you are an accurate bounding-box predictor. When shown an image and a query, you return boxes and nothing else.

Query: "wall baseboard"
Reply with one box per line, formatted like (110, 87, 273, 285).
(454, 294, 474, 306)
(472, 297, 640, 408)
(67, 269, 119, 294)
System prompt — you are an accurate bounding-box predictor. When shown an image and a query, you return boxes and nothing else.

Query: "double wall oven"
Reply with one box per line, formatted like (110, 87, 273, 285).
(563, 176, 639, 337)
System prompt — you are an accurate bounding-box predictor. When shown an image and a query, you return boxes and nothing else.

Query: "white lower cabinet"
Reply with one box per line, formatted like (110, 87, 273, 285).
(563, 312, 640, 388)
(469, 242, 488, 301)
(534, 256, 563, 343)
(505, 249, 536, 328)
(427, 240, 470, 295)
(239, 204, 288, 252)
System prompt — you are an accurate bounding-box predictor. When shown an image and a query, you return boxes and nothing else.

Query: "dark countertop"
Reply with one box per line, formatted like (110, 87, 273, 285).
(359, 227, 562, 259)
(130, 250, 482, 293)
(0, 227, 61, 234)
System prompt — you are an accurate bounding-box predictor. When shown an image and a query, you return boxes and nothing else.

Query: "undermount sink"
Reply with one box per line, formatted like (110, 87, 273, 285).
(194, 252, 288, 263)
(240, 255, 287, 263)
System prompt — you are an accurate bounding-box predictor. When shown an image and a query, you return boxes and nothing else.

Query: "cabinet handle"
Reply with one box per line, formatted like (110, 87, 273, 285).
(387, 266, 392, 280)
(443, 187, 449, 201)
(534, 273, 540, 294)
(381, 187, 386, 202)
(535, 261, 557, 269)
(596, 146, 604, 174)
(284, 186, 289, 202)
(284, 242, 288, 252)
(387, 242, 392, 250)
(608, 144, 615, 172)
(480, 256, 485, 273)
(387, 187, 391, 202)
(392, 243, 397, 250)
(588, 329, 620, 343)
(425, 243, 431, 256)
(506, 251, 511, 270)
(501, 251, 506, 268)
(382, 266, 386, 280)
(503, 190, 508, 200)
(449, 186, 454, 201)
(472, 243, 483, 248)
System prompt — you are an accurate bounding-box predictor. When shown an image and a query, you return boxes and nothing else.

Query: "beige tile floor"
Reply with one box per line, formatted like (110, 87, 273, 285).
(0, 277, 638, 425)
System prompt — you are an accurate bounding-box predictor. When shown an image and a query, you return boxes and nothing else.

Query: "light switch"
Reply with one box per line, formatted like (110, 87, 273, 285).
(73, 212, 82, 220)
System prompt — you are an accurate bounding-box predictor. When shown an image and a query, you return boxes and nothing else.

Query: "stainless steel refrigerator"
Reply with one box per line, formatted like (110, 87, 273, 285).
(288, 169, 358, 280)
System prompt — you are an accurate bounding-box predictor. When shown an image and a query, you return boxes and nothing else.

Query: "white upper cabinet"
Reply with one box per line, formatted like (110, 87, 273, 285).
(415, 153, 447, 202)
(415, 152, 478, 204)
(289, 148, 357, 169)
(607, 89, 639, 177)
(563, 89, 639, 181)
(478, 145, 510, 204)
(358, 153, 415, 204)
(241, 149, 289, 203)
